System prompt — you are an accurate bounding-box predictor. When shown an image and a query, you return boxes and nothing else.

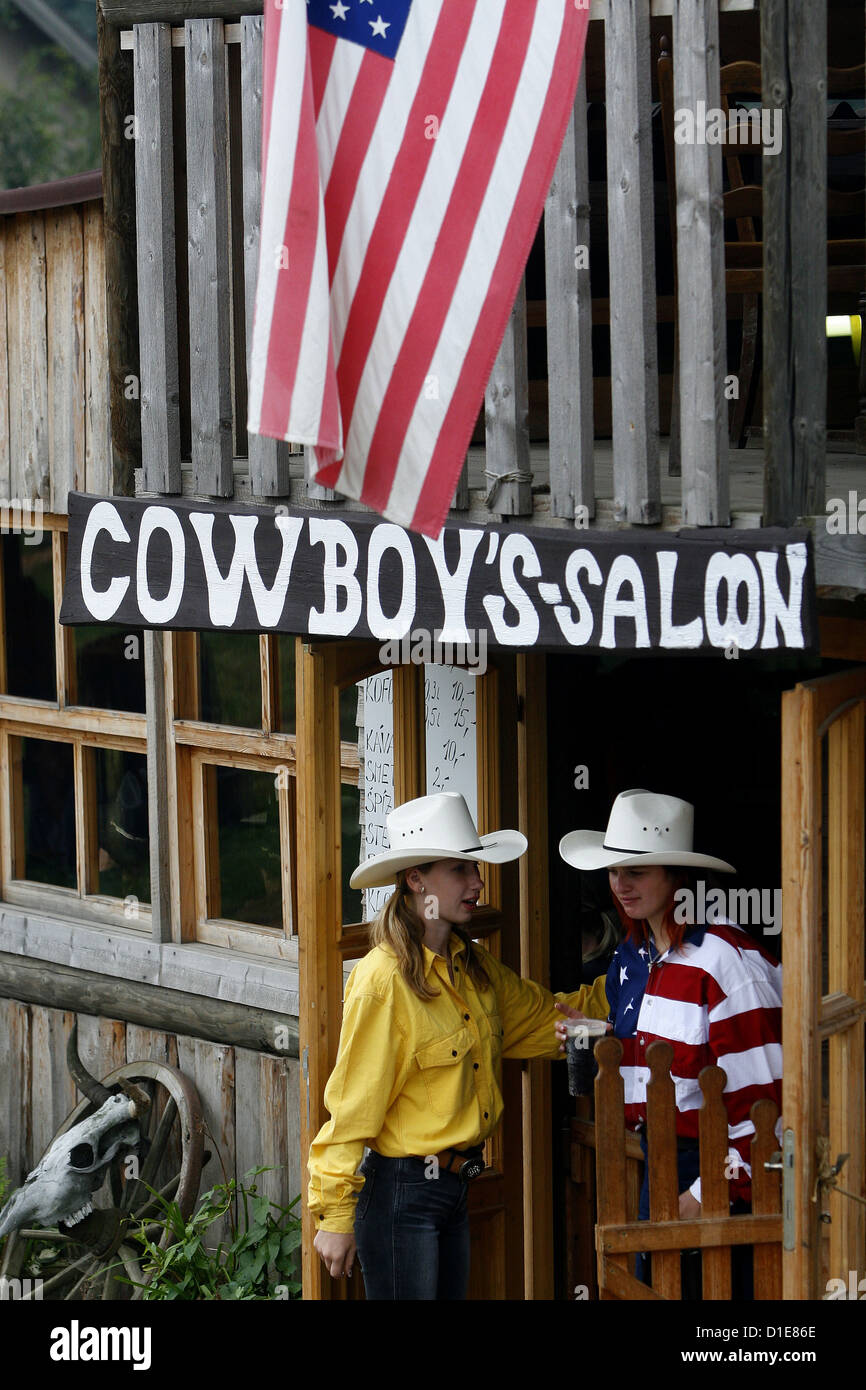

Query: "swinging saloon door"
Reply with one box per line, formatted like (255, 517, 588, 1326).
(782, 663, 866, 1299)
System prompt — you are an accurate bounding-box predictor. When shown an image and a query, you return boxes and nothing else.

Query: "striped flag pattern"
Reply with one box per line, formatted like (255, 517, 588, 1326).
(607, 922, 783, 1202)
(247, 0, 590, 538)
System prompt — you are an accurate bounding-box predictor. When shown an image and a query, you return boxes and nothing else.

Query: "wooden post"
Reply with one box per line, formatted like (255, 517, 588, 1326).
(484, 279, 532, 518)
(185, 18, 233, 497)
(827, 700, 865, 1279)
(296, 639, 343, 1300)
(133, 23, 181, 495)
(46, 208, 86, 514)
(697, 1065, 731, 1299)
(750, 1097, 783, 1300)
(645, 1040, 681, 1298)
(545, 65, 595, 522)
(144, 629, 173, 941)
(762, 0, 827, 523)
(516, 652, 553, 1299)
(97, 6, 140, 498)
(594, 1034, 628, 1298)
(671, 0, 729, 526)
(780, 682, 822, 1299)
(789, 1, 826, 518)
(604, 0, 660, 525)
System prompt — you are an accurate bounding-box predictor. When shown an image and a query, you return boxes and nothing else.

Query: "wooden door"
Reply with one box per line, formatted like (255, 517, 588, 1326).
(781, 665, 866, 1299)
(296, 641, 534, 1300)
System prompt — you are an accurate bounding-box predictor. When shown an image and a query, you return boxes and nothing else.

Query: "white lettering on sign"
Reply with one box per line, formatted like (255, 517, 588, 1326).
(136, 506, 185, 625)
(421, 530, 484, 644)
(189, 513, 303, 627)
(80, 500, 131, 620)
(307, 519, 363, 635)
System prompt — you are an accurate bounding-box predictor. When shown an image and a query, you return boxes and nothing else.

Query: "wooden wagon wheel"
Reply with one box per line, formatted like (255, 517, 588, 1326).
(0, 1060, 205, 1301)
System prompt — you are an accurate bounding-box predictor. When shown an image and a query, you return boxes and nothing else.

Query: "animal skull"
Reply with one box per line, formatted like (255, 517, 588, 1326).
(0, 1094, 140, 1238)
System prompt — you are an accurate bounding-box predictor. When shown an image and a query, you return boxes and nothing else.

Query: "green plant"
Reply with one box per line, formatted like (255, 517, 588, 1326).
(121, 1167, 302, 1300)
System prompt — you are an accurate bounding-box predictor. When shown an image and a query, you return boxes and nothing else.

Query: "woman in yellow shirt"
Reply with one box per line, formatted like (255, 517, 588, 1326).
(309, 791, 608, 1300)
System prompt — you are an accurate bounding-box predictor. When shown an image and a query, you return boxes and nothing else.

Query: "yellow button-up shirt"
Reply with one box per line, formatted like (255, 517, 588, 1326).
(307, 935, 608, 1232)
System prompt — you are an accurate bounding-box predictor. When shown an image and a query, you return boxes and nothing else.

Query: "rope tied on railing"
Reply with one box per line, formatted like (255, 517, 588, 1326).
(483, 468, 533, 507)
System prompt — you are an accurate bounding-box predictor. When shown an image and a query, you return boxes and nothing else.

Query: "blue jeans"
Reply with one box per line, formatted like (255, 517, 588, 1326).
(353, 1150, 470, 1300)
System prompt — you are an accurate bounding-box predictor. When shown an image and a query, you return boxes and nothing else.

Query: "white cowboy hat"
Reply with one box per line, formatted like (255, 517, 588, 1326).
(350, 792, 527, 890)
(559, 789, 736, 874)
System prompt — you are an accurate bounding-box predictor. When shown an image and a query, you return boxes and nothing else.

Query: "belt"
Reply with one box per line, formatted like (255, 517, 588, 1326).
(431, 1146, 485, 1180)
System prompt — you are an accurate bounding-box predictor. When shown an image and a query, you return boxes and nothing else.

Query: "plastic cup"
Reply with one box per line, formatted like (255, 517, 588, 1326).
(564, 1018, 608, 1097)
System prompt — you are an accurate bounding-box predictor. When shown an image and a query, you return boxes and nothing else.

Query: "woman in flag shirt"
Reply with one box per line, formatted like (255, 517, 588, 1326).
(558, 789, 782, 1291)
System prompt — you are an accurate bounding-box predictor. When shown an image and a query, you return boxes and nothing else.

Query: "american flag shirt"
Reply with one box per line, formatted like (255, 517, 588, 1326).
(605, 920, 782, 1203)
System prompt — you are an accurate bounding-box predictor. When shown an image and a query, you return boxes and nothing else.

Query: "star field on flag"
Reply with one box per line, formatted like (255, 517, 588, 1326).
(306, 0, 412, 59)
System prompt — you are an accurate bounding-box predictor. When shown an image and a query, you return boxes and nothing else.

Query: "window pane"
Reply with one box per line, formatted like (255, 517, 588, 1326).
(3, 534, 55, 701)
(276, 635, 296, 734)
(213, 765, 282, 928)
(18, 737, 75, 888)
(340, 683, 360, 743)
(199, 632, 261, 728)
(74, 627, 146, 712)
(93, 748, 150, 905)
(342, 781, 362, 924)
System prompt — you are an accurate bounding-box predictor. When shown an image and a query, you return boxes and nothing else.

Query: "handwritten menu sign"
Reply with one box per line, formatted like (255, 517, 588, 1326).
(361, 672, 394, 920)
(424, 666, 477, 823)
(358, 666, 478, 921)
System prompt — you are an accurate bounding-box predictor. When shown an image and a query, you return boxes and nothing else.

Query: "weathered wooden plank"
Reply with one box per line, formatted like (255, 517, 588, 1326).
(672, 0, 730, 526)
(185, 18, 234, 497)
(0, 953, 300, 1055)
(144, 629, 171, 939)
(83, 203, 113, 497)
(12, 213, 50, 504)
(789, 1, 826, 518)
(0, 999, 31, 1183)
(0, 222, 11, 500)
(233, 1048, 298, 1215)
(598, 1213, 782, 1252)
(604, 0, 660, 524)
(241, 14, 289, 498)
(76, 1013, 128, 1210)
(761, 0, 791, 523)
(451, 456, 470, 512)
(4, 220, 21, 503)
(29, 1005, 77, 1164)
(545, 65, 594, 521)
(484, 280, 532, 516)
(176, 1036, 235, 1242)
(97, 7, 139, 498)
(106, 0, 264, 21)
(46, 208, 86, 513)
(134, 22, 181, 495)
(645, 1041, 681, 1298)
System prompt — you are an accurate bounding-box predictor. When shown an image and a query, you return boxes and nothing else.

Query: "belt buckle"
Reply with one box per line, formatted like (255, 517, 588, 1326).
(457, 1152, 485, 1182)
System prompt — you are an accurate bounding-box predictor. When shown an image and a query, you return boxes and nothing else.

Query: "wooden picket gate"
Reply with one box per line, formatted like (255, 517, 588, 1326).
(593, 1036, 783, 1300)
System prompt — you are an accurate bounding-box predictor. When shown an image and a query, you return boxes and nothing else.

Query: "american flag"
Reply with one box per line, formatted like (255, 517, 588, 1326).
(247, 0, 589, 538)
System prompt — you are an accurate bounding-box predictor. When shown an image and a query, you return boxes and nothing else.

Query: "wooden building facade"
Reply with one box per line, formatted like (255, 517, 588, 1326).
(0, 0, 864, 1301)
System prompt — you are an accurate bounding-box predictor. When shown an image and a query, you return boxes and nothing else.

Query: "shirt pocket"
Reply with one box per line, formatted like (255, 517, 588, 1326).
(414, 1027, 474, 1119)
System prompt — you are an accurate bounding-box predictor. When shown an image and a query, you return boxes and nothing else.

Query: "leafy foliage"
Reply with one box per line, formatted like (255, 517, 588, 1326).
(121, 1167, 302, 1301)
(0, 12, 101, 189)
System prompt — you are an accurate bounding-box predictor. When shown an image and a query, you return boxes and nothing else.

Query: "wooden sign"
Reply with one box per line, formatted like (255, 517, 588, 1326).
(60, 492, 818, 655)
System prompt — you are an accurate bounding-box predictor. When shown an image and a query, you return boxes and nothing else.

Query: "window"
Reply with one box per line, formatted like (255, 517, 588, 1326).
(170, 632, 361, 957)
(0, 520, 150, 926)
